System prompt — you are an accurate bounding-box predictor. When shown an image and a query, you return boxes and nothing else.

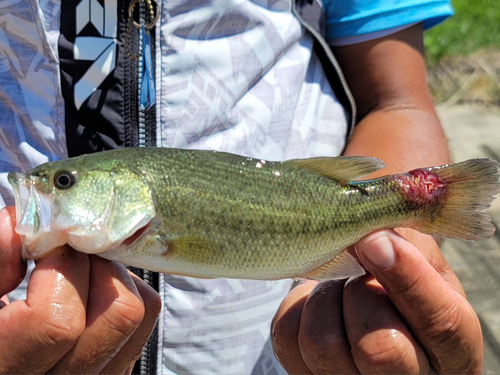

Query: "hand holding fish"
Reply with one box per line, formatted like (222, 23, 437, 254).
(272, 228, 483, 374)
(4, 147, 498, 374)
(0, 207, 161, 375)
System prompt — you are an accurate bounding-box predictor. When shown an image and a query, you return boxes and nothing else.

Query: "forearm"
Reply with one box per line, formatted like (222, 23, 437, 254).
(343, 107, 451, 178)
(334, 23, 451, 177)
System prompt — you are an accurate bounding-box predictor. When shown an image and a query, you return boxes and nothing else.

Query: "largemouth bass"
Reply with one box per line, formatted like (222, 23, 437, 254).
(8, 148, 499, 280)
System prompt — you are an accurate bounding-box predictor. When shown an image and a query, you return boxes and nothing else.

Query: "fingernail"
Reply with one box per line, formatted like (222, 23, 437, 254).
(0, 207, 21, 252)
(300, 279, 320, 286)
(356, 232, 396, 269)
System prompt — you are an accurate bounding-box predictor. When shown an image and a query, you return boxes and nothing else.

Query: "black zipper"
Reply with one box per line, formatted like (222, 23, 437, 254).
(126, 0, 159, 373)
(134, 270, 159, 375)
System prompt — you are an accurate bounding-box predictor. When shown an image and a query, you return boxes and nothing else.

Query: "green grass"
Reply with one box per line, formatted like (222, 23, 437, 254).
(424, 0, 500, 66)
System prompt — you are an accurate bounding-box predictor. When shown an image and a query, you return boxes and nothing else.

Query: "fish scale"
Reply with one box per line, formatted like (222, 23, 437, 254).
(8, 147, 499, 281)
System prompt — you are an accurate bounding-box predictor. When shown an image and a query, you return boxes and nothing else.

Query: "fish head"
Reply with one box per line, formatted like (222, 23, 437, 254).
(8, 158, 156, 260)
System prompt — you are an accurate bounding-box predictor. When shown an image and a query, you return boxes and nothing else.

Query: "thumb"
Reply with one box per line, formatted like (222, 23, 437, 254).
(0, 207, 26, 296)
(355, 230, 398, 271)
(354, 229, 431, 296)
(354, 229, 482, 374)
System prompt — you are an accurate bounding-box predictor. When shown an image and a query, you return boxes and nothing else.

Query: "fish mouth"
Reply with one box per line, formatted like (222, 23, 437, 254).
(7, 172, 45, 236)
(8, 172, 28, 227)
(8, 172, 66, 260)
(122, 222, 151, 246)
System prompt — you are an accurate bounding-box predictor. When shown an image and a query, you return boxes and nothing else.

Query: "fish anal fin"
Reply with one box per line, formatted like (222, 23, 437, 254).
(303, 251, 366, 281)
(285, 156, 385, 184)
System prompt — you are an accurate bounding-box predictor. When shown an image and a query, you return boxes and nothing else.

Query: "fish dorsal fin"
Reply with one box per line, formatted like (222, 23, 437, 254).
(303, 251, 366, 281)
(285, 156, 385, 184)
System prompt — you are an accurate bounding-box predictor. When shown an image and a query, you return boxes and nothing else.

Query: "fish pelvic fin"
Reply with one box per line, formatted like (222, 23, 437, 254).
(414, 158, 499, 241)
(302, 251, 366, 281)
(284, 156, 385, 184)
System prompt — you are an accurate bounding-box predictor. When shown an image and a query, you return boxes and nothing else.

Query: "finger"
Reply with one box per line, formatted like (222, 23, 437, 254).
(395, 228, 465, 297)
(0, 247, 90, 374)
(356, 230, 483, 374)
(49, 257, 147, 374)
(0, 295, 8, 309)
(100, 273, 162, 375)
(299, 280, 359, 374)
(0, 207, 26, 296)
(344, 275, 430, 374)
(271, 282, 316, 375)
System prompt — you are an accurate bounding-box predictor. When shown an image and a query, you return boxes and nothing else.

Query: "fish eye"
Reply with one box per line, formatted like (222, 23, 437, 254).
(54, 171, 76, 190)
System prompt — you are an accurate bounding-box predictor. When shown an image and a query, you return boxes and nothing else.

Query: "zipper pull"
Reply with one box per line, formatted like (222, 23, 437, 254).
(140, 25, 156, 110)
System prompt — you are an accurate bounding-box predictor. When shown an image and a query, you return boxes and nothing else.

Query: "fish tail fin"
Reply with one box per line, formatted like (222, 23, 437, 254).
(415, 158, 499, 241)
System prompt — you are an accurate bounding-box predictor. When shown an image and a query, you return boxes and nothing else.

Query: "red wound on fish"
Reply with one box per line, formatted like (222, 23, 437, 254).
(396, 168, 447, 205)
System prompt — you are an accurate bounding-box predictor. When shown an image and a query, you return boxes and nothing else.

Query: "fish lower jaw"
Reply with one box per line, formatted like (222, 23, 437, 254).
(22, 223, 154, 260)
(21, 232, 68, 260)
(21, 229, 118, 259)
(66, 233, 123, 255)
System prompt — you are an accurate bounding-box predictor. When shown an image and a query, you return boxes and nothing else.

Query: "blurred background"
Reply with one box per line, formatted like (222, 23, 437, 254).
(424, 1, 500, 373)
(425, 0, 500, 105)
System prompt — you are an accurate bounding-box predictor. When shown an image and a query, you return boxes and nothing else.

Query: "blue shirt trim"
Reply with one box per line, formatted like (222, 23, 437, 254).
(325, 1, 454, 41)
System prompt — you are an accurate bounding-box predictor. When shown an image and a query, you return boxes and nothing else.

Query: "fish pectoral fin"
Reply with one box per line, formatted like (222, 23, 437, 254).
(169, 235, 217, 259)
(284, 156, 385, 184)
(170, 235, 216, 251)
(303, 251, 366, 281)
(166, 235, 220, 279)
